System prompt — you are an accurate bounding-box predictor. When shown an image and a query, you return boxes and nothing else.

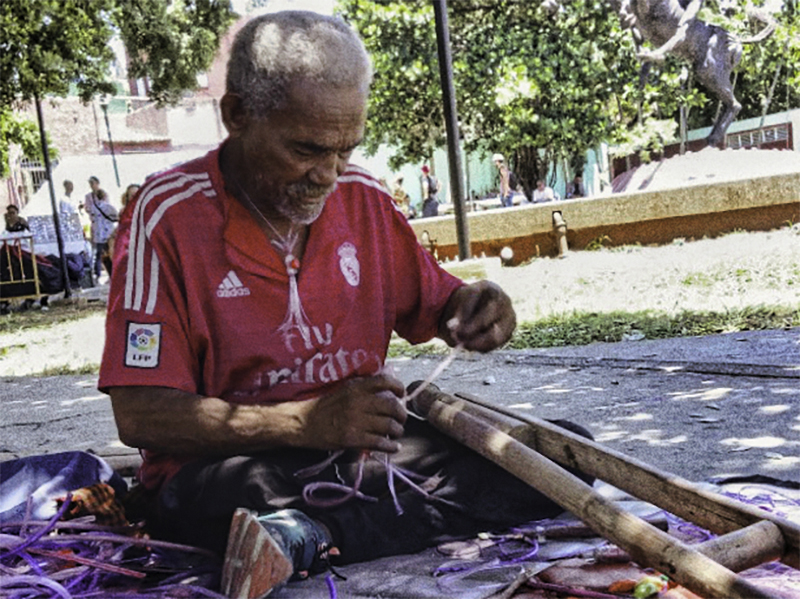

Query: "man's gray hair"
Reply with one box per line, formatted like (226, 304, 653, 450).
(226, 11, 373, 116)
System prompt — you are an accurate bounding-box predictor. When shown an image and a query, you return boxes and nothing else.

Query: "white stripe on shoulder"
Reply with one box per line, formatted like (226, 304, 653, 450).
(125, 171, 214, 312)
(337, 173, 389, 195)
(145, 250, 160, 315)
(126, 171, 198, 310)
(345, 164, 373, 177)
(127, 171, 210, 310)
(145, 179, 215, 237)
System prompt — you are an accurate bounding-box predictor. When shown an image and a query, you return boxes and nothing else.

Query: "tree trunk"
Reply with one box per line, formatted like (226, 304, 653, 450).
(514, 145, 551, 199)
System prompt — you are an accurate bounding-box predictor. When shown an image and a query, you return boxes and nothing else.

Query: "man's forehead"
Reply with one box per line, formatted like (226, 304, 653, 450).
(271, 81, 366, 134)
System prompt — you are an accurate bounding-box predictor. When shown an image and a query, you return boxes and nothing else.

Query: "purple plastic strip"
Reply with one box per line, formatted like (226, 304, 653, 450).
(0, 575, 72, 599)
(1, 493, 73, 560)
(325, 573, 338, 599)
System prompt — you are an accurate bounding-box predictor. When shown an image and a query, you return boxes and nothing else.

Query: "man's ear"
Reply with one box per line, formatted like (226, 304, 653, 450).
(220, 93, 249, 137)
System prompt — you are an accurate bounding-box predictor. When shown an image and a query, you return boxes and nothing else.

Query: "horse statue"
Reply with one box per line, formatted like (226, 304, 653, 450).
(627, 0, 775, 146)
(544, 0, 776, 147)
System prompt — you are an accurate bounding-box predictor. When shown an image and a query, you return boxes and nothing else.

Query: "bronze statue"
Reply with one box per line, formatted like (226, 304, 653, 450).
(544, 0, 776, 147)
(627, 0, 775, 146)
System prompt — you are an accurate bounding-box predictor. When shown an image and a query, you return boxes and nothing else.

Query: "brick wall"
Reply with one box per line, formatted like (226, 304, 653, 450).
(20, 97, 103, 156)
(125, 103, 169, 137)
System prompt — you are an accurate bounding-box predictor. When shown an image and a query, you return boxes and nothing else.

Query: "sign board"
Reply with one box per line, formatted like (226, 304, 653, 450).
(25, 213, 89, 256)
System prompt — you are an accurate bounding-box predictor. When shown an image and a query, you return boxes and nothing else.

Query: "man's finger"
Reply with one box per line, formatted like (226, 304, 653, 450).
(452, 284, 495, 337)
(360, 374, 406, 398)
(364, 433, 402, 454)
(364, 413, 405, 439)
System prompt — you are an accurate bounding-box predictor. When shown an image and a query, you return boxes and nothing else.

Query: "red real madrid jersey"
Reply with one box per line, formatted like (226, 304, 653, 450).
(99, 146, 462, 489)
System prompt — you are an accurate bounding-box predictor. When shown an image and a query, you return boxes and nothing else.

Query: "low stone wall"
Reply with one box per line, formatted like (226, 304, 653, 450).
(410, 172, 800, 264)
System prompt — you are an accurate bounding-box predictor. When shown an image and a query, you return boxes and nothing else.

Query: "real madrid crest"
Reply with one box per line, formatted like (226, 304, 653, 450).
(337, 242, 360, 287)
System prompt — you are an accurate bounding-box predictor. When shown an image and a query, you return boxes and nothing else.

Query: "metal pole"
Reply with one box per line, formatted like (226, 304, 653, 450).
(34, 95, 72, 299)
(432, 0, 470, 261)
(101, 101, 121, 187)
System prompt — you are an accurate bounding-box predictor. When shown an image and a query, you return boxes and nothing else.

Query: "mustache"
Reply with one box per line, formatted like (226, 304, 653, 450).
(286, 180, 337, 201)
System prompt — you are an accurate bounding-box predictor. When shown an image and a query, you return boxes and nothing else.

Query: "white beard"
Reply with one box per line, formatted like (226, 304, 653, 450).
(274, 180, 338, 224)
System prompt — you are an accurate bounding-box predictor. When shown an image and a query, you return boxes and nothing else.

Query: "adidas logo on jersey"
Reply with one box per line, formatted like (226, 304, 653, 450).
(217, 270, 251, 298)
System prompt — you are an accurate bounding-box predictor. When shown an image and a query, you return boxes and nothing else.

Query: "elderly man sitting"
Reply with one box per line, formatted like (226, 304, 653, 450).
(99, 11, 591, 598)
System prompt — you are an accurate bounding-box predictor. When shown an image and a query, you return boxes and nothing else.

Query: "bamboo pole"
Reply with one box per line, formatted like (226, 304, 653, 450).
(443, 389, 800, 569)
(412, 389, 775, 599)
(696, 521, 784, 573)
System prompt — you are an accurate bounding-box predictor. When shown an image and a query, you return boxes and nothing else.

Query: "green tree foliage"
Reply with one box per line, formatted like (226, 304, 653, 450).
(0, 108, 46, 178)
(339, 0, 650, 189)
(724, 1, 800, 121)
(0, 0, 236, 169)
(338, 0, 798, 189)
(117, 0, 237, 105)
(337, 2, 445, 171)
(0, 0, 117, 106)
(643, 1, 800, 132)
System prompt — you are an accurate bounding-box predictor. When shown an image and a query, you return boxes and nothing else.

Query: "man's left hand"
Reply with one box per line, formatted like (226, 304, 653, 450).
(439, 280, 516, 352)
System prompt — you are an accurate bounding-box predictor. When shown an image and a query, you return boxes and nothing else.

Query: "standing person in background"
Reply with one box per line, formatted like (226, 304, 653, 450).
(15, 184, 29, 206)
(420, 164, 440, 218)
(70, 180, 91, 243)
(59, 180, 79, 220)
(58, 180, 79, 241)
(492, 153, 520, 207)
(566, 175, 586, 199)
(61, 180, 76, 211)
(532, 179, 555, 203)
(391, 176, 414, 218)
(86, 187, 118, 281)
(80, 176, 101, 241)
(104, 183, 140, 275)
(82, 176, 100, 212)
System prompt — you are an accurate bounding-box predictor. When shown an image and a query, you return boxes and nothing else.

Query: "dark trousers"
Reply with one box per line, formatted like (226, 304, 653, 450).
(157, 418, 592, 564)
(93, 242, 109, 277)
(421, 198, 439, 218)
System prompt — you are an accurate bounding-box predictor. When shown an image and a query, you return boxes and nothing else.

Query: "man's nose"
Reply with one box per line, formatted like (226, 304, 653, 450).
(309, 153, 346, 187)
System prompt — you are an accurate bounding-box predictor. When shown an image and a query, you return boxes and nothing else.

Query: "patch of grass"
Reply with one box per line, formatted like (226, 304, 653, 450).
(508, 306, 799, 349)
(681, 272, 714, 287)
(585, 235, 612, 251)
(387, 306, 799, 356)
(387, 336, 450, 358)
(0, 301, 107, 335)
(38, 363, 100, 377)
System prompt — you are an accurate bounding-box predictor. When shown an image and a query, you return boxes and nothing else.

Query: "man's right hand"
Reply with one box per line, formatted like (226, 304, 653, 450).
(301, 374, 408, 454)
(110, 376, 408, 456)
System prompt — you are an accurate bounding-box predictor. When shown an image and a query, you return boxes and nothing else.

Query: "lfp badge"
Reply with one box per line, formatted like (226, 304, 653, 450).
(125, 322, 162, 368)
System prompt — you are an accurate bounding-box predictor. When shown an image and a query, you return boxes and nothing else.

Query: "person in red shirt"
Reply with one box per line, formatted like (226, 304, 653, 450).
(100, 11, 589, 598)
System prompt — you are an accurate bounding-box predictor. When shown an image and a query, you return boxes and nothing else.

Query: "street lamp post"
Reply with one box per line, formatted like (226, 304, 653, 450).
(100, 97, 121, 187)
(34, 93, 71, 299)
(432, 0, 470, 261)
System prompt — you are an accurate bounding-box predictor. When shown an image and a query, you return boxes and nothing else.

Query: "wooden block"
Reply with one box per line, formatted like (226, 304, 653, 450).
(221, 508, 293, 599)
(537, 558, 647, 590)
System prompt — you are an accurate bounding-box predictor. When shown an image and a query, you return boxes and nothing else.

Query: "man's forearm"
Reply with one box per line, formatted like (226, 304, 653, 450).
(109, 386, 313, 455)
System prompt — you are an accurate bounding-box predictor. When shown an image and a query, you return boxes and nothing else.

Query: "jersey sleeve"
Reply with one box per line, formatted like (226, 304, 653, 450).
(98, 183, 201, 394)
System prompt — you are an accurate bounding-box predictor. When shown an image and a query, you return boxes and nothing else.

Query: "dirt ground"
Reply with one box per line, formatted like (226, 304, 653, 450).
(1, 226, 798, 377)
(490, 225, 800, 323)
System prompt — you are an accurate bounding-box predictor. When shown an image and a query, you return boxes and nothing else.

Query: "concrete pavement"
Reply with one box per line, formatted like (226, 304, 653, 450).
(2, 328, 799, 484)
